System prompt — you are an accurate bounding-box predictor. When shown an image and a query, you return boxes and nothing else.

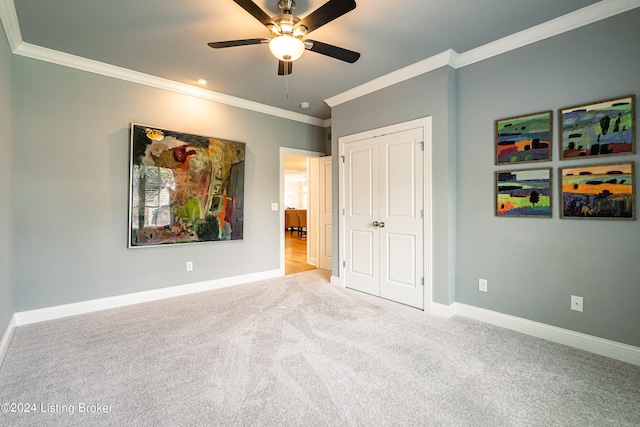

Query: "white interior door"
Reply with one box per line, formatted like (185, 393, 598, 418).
(307, 158, 319, 267)
(344, 137, 379, 295)
(319, 156, 332, 270)
(378, 129, 424, 308)
(343, 128, 424, 309)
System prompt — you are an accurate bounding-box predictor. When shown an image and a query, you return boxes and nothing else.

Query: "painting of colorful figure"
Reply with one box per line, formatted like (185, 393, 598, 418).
(129, 124, 245, 247)
(560, 95, 635, 160)
(560, 162, 635, 220)
(496, 168, 552, 217)
(496, 111, 552, 164)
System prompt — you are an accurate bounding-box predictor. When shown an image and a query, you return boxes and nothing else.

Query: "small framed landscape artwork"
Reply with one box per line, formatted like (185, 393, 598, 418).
(128, 124, 246, 247)
(496, 168, 552, 217)
(560, 95, 635, 160)
(495, 111, 552, 164)
(560, 162, 635, 220)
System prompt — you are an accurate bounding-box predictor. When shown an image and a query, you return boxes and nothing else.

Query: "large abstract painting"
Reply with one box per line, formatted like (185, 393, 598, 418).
(495, 111, 552, 164)
(560, 95, 635, 160)
(560, 162, 635, 220)
(129, 124, 245, 247)
(496, 168, 552, 217)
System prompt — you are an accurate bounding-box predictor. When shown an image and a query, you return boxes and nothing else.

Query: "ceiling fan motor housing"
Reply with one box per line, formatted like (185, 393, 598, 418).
(278, 0, 296, 14)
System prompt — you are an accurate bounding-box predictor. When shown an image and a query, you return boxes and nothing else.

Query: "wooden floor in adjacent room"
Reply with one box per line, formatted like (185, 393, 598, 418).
(285, 231, 317, 275)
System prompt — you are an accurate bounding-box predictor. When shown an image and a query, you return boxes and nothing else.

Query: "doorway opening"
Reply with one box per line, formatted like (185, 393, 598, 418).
(284, 154, 315, 275)
(279, 148, 325, 276)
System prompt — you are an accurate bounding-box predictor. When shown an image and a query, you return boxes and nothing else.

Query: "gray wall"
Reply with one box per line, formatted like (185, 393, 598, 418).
(331, 9, 639, 347)
(11, 56, 326, 311)
(331, 66, 458, 305)
(0, 22, 14, 334)
(456, 10, 640, 347)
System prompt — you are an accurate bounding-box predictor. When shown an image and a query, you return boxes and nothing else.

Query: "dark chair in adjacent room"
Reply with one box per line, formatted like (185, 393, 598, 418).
(297, 209, 307, 237)
(285, 209, 300, 235)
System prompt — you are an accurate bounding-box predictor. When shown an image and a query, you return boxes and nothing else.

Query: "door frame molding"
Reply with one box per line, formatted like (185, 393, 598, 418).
(279, 147, 325, 275)
(338, 117, 433, 313)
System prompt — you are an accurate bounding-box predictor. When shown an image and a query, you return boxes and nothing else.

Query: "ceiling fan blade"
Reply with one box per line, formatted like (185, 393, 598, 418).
(208, 38, 269, 48)
(306, 40, 360, 63)
(278, 60, 293, 75)
(295, 0, 356, 34)
(233, 0, 277, 28)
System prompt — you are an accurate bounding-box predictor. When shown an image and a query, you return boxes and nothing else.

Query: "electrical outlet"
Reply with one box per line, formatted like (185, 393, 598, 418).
(571, 295, 583, 312)
(186, 261, 193, 272)
(479, 279, 488, 292)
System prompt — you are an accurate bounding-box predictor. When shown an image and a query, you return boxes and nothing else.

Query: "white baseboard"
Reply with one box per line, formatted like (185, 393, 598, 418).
(0, 314, 16, 368)
(430, 302, 456, 318)
(14, 269, 282, 327)
(453, 303, 640, 367)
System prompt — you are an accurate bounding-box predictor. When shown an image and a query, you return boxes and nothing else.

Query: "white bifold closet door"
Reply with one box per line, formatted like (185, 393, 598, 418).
(343, 127, 424, 309)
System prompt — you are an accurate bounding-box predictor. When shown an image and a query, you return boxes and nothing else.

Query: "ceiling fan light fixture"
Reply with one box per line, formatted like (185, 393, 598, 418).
(269, 35, 305, 61)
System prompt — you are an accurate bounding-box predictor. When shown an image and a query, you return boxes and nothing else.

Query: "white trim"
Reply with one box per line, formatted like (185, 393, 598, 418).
(338, 117, 432, 311)
(454, 0, 640, 68)
(4, 0, 639, 122)
(455, 303, 640, 367)
(422, 118, 433, 314)
(325, 50, 458, 108)
(330, 275, 340, 287)
(0, 31, 329, 127)
(430, 302, 456, 319)
(338, 117, 431, 145)
(0, 0, 21, 51)
(14, 269, 282, 327)
(0, 314, 16, 368)
(279, 147, 325, 275)
(326, 0, 640, 107)
(13, 43, 328, 127)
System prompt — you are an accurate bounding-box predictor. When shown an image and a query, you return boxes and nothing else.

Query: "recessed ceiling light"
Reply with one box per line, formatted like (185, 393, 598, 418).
(197, 79, 208, 85)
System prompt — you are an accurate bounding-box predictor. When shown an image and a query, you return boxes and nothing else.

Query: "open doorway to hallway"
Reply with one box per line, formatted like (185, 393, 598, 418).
(284, 154, 316, 275)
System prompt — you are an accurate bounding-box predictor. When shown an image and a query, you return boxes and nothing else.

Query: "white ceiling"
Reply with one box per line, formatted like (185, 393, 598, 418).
(4, 0, 637, 123)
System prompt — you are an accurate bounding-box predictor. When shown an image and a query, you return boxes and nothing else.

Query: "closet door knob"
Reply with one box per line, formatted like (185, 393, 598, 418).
(378, 222, 385, 228)
(372, 221, 379, 227)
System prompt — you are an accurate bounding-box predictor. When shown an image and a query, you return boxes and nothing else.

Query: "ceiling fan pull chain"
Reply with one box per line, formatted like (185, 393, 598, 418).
(284, 71, 289, 100)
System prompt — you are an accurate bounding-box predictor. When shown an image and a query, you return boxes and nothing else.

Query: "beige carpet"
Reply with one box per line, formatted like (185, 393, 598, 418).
(1, 269, 639, 426)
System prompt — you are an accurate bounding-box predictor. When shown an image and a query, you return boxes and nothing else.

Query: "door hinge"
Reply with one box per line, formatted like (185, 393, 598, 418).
(419, 141, 424, 151)
(340, 155, 345, 163)
(343, 260, 346, 268)
(421, 209, 424, 218)
(343, 208, 345, 215)
(421, 277, 424, 286)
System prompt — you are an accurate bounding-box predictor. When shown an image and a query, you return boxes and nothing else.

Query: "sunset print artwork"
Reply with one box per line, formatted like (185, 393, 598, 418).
(496, 111, 552, 164)
(560, 95, 635, 160)
(496, 168, 552, 217)
(560, 162, 634, 219)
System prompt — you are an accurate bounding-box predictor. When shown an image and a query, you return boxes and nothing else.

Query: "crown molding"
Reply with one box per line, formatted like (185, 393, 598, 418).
(325, 49, 458, 108)
(3, 0, 639, 123)
(14, 43, 328, 127)
(0, 0, 328, 127)
(455, 0, 640, 68)
(0, 0, 20, 51)
(327, 0, 640, 107)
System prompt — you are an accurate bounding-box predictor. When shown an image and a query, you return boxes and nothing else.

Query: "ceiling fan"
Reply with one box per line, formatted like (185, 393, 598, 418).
(208, 0, 360, 75)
